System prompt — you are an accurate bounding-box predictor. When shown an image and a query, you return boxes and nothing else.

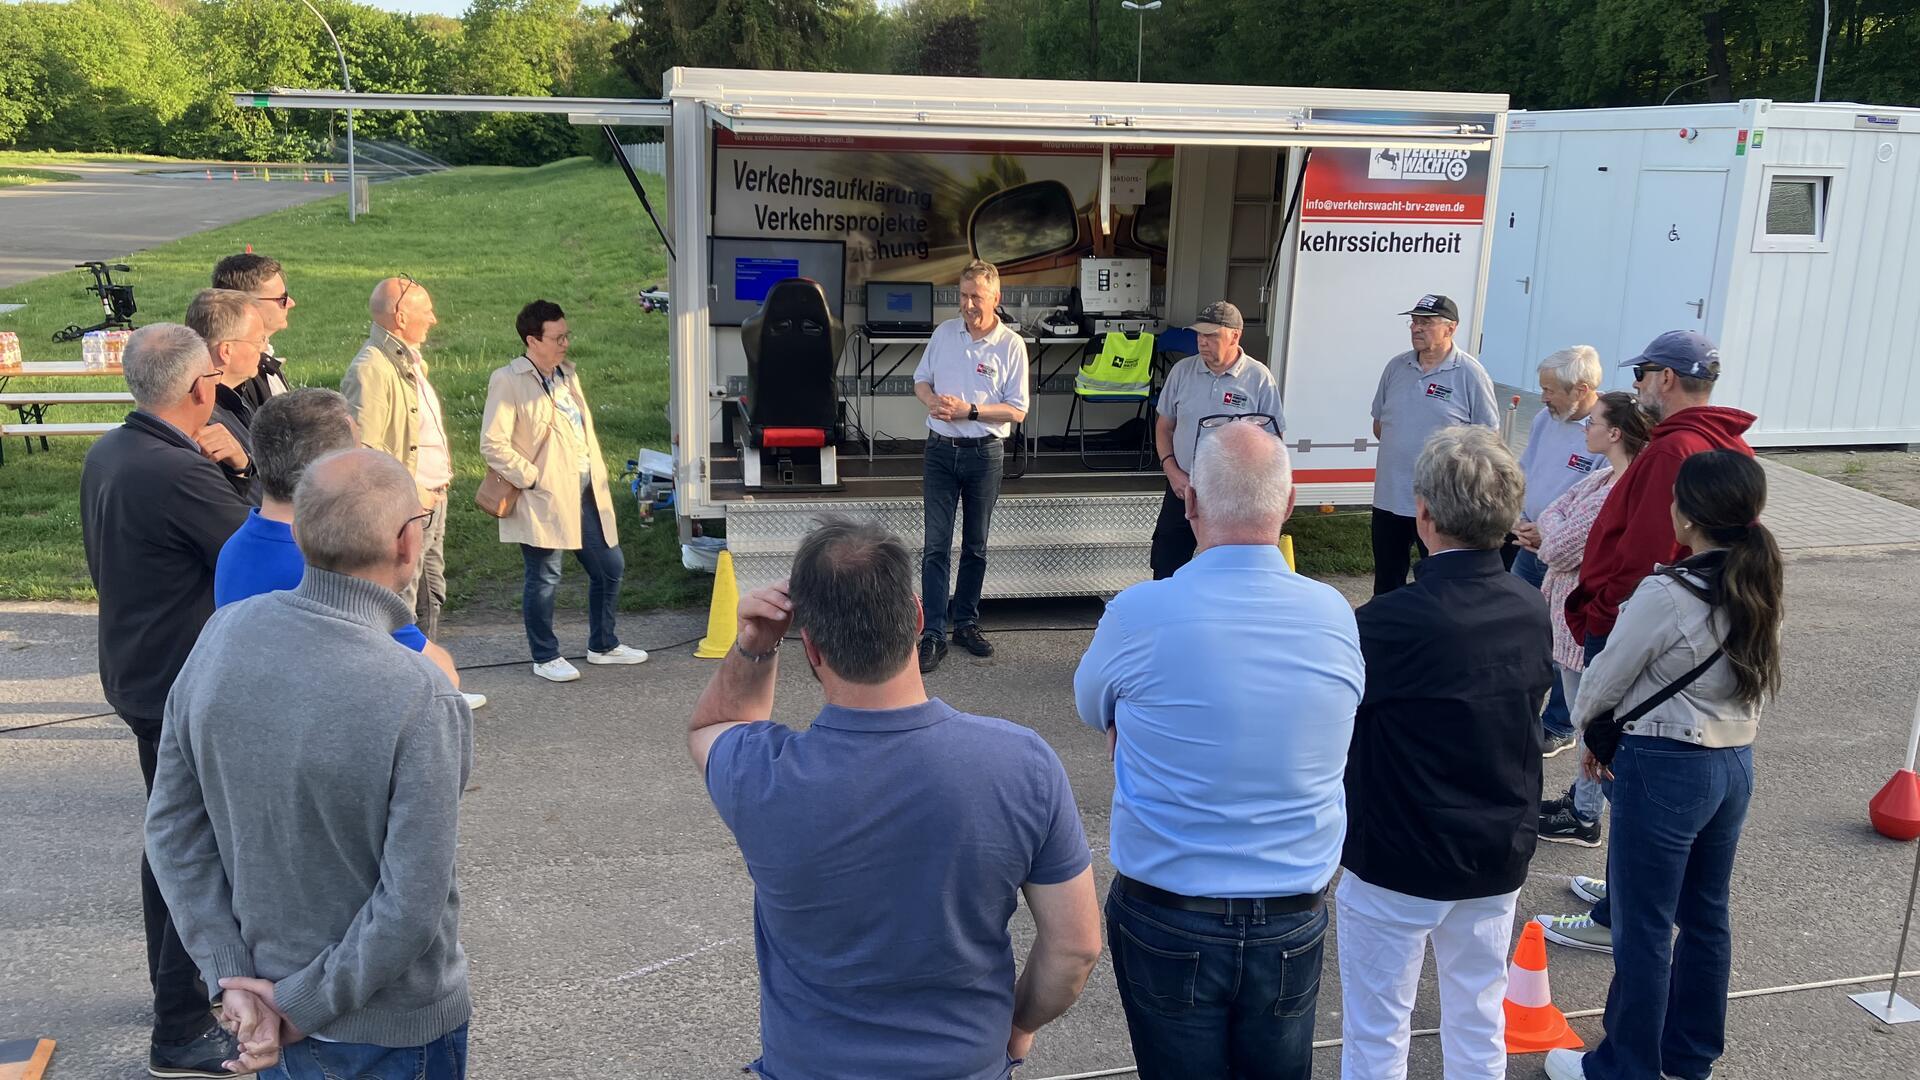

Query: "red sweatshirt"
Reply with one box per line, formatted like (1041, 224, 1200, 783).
(1564, 405, 1755, 642)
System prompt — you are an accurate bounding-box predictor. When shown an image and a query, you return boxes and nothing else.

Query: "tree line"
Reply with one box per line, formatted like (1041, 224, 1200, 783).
(3, 0, 1914, 165)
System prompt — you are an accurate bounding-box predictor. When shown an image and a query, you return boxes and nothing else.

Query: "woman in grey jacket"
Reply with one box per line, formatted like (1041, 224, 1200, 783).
(1545, 450, 1784, 1080)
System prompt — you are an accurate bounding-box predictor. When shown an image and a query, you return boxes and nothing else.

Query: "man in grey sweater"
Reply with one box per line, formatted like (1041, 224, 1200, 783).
(146, 448, 474, 1078)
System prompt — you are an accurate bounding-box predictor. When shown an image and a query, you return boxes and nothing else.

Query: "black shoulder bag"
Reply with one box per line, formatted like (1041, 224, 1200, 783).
(1583, 648, 1724, 766)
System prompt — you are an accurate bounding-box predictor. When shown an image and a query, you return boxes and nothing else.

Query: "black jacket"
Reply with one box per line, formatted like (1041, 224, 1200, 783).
(80, 411, 252, 736)
(1343, 548, 1555, 901)
(210, 384, 259, 503)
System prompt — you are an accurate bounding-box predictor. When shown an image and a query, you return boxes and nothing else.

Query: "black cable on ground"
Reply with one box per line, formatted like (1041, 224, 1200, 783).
(1, 626, 1107, 735)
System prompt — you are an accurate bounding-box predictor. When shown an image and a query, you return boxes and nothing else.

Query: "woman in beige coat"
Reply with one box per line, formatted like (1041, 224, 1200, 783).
(480, 301, 647, 682)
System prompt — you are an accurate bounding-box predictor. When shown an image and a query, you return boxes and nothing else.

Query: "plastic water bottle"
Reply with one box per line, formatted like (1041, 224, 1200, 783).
(82, 331, 104, 370)
(638, 479, 655, 527)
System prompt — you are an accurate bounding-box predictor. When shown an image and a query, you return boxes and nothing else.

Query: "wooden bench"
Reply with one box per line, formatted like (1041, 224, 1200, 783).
(0, 421, 121, 465)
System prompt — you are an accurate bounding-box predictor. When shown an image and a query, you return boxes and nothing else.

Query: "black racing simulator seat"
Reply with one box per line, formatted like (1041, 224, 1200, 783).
(736, 277, 845, 489)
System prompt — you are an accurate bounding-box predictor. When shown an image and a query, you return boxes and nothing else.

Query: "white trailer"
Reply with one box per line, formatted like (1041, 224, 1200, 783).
(242, 69, 1512, 596)
(1481, 99, 1920, 447)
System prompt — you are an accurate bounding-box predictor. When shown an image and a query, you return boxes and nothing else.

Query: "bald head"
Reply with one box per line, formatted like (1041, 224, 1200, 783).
(1188, 421, 1294, 546)
(369, 277, 437, 347)
(293, 449, 422, 590)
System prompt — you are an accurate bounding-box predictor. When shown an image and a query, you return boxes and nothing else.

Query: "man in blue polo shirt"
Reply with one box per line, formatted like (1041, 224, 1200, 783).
(690, 518, 1100, 1080)
(1075, 421, 1363, 1080)
(1369, 293, 1498, 595)
(214, 388, 475, 703)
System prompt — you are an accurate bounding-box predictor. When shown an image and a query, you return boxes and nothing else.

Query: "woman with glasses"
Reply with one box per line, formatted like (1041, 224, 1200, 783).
(1545, 450, 1783, 1080)
(1528, 392, 1654, 851)
(481, 300, 648, 682)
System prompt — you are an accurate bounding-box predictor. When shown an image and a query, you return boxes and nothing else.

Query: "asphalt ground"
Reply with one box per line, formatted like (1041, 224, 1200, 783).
(4, 546, 1920, 1078)
(0, 163, 335, 289)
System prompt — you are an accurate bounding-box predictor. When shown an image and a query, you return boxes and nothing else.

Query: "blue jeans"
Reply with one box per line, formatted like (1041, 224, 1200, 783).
(270, 1023, 468, 1080)
(921, 437, 1003, 636)
(1511, 548, 1571, 737)
(1557, 665, 1607, 822)
(521, 487, 624, 663)
(1583, 738, 1753, 1080)
(1105, 882, 1326, 1080)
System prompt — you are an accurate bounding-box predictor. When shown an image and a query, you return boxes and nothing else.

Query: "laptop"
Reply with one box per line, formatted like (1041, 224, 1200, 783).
(863, 281, 936, 336)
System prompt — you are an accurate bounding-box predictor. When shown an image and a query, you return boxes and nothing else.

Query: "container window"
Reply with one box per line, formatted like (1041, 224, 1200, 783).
(1753, 169, 1837, 253)
(1764, 178, 1822, 236)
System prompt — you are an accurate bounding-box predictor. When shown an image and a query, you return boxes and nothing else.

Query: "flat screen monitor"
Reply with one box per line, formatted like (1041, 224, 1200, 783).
(863, 281, 934, 330)
(708, 236, 846, 326)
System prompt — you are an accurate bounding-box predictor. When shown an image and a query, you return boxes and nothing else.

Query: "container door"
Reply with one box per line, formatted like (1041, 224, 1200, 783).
(1481, 165, 1548, 388)
(1615, 169, 1727, 388)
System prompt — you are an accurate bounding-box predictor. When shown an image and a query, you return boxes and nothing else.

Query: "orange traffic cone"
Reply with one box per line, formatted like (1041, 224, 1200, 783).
(1504, 921, 1584, 1053)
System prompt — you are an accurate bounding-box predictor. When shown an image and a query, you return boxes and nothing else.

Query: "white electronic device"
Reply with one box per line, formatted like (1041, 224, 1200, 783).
(1078, 257, 1150, 315)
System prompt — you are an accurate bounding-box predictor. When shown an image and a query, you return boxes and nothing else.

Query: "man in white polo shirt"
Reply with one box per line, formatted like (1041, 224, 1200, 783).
(1150, 300, 1284, 579)
(1368, 293, 1498, 596)
(912, 260, 1029, 674)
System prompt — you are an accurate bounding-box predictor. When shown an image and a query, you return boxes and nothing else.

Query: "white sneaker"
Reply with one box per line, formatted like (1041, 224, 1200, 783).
(1571, 875, 1607, 905)
(1544, 1047, 1587, 1080)
(533, 657, 581, 682)
(587, 644, 649, 666)
(461, 692, 488, 710)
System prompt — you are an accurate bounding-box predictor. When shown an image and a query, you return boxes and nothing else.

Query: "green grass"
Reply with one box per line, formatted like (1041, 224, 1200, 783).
(0, 158, 704, 612)
(1285, 510, 1374, 578)
(0, 167, 82, 186)
(0, 150, 183, 166)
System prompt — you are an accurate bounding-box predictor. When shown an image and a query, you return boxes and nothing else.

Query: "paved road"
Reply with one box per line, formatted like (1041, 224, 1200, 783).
(0, 162, 337, 289)
(5, 541, 1920, 1078)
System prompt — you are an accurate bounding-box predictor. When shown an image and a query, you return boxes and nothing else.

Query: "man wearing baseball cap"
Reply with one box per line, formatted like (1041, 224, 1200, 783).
(1367, 294, 1499, 595)
(1538, 329, 1754, 955)
(1150, 301, 1285, 578)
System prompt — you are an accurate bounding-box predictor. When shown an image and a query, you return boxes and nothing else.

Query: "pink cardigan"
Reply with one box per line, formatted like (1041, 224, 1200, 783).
(1536, 464, 1616, 669)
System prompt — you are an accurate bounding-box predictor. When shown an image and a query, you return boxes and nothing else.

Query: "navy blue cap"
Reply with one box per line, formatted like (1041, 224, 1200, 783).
(1622, 330, 1721, 381)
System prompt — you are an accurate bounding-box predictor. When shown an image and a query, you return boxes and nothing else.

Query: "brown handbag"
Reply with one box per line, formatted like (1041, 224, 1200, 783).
(475, 467, 522, 518)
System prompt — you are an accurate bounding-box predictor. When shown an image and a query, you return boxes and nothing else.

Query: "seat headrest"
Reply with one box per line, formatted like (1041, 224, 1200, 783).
(743, 277, 845, 364)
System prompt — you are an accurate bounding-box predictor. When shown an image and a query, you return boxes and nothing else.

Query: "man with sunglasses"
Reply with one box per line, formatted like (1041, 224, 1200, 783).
(81, 323, 254, 1078)
(1368, 294, 1499, 595)
(1151, 301, 1284, 579)
(1541, 331, 1754, 956)
(343, 275, 451, 639)
(212, 253, 296, 409)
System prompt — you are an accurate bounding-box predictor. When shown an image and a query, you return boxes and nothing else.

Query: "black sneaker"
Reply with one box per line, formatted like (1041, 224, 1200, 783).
(952, 625, 994, 658)
(150, 1024, 247, 1078)
(1538, 806, 1603, 847)
(1540, 787, 1574, 817)
(917, 634, 948, 674)
(1542, 730, 1578, 758)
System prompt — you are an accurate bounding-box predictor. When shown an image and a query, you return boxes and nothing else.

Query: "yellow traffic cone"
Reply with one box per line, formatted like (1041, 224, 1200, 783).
(694, 550, 740, 659)
(1279, 533, 1297, 572)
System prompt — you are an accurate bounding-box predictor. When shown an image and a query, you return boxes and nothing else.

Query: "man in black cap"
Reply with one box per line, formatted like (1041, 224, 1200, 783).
(1367, 294, 1498, 595)
(1150, 301, 1285, 578)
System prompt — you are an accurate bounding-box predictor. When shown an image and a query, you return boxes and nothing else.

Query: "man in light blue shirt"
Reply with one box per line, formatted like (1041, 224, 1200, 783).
(1074, 420, 1363, 1080)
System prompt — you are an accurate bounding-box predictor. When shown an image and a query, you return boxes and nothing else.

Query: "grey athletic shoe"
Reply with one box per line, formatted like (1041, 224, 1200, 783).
(1536, 912, 1613, 953)
(1570, 875, 1607, 905)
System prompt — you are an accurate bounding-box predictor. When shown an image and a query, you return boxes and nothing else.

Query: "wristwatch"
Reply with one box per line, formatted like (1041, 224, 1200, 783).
(968, 403, 979, 421)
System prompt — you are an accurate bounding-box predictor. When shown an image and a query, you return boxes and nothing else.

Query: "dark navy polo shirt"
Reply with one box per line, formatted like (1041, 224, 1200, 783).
(706, 698, 1090, 1080)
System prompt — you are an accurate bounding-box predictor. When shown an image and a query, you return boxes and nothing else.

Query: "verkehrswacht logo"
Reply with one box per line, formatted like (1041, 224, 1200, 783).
(1369, 148, 1470, 183)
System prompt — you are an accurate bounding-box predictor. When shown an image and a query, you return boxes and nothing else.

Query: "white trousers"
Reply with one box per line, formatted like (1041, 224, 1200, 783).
(1336, 871, 1519, 1080)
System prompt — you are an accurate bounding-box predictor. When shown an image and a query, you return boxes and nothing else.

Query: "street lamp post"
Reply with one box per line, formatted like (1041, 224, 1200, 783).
(1120, 0, 1162, 83)
(1814, 0, 1830, 101)
(298, 0, 357, 222)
